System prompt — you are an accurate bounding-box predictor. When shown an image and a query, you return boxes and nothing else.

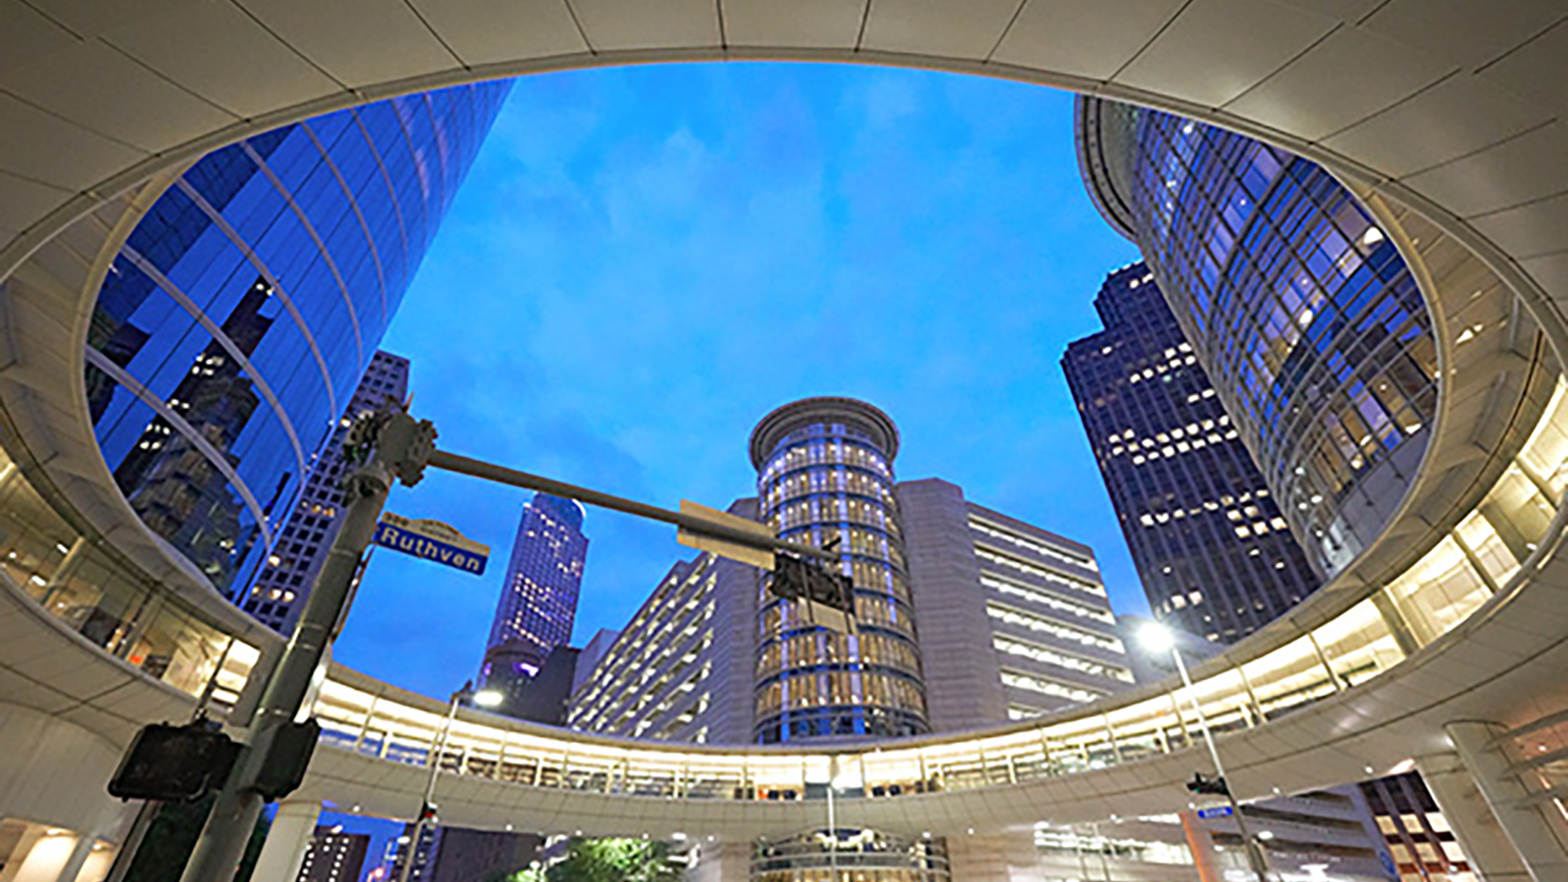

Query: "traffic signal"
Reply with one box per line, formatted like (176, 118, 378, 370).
(768, 554, 854, 615)
(1186, 772, 1230, 796)
(253, 718, 321, 801)
(108, 722, 240, 802)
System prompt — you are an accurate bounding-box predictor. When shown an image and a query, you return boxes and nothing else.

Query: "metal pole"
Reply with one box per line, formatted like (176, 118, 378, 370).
(397, 690, 463, 882)
(1170, 647, 1270, 881)
(826, 781, 838, 882)
(178, 411, 420, 882)
(102, 802, 161, 882)
(427, 450, 835, 562)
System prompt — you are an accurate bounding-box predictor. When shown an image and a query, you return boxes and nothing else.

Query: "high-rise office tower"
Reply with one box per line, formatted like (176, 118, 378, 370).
(1076, 96, 1437, 581)
(568, 505, 759, 744)
(1076, 97, 1458, 879)
(296, 826, 370, 882)
(897, 478, 1130, 724)
(87, 82, 510, 596)
(568, 400, 1143, 882)
(1063, 265, 1319, 641)
(750, 397, 927, 743)
(479, 493, 589, 711)
(241, 350, 409, 632)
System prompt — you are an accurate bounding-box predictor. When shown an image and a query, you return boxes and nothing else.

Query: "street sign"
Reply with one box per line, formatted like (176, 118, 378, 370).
(676, 500, 776, 569)
(1197, 805, 1234, 819)
(374, 513, 491, 574)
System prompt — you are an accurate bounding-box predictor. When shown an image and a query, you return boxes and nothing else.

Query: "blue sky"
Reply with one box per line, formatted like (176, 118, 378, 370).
(332, 62, 1144, 704)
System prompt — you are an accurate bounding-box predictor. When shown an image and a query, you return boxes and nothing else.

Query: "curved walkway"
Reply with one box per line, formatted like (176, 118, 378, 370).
(0, 0, 1565, 846)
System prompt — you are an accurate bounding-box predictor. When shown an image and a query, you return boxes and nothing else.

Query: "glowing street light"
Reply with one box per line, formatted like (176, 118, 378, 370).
(1138, 622, 1271, 881)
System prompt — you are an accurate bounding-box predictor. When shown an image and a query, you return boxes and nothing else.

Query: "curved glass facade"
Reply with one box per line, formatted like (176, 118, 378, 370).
(750, 398, 928, 743)
(1078, 99, 1438, 575)
(85, 82, 510, 594)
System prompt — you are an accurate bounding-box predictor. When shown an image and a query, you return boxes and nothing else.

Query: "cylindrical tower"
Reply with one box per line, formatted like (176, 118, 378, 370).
(749, 397, 927, 743)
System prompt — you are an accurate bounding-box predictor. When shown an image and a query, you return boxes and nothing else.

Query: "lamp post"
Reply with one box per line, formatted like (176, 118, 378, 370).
(1139, 623, 1271, 882)
(396, 681, 503, 882)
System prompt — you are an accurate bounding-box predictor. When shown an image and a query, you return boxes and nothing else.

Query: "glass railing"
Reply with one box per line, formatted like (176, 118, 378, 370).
(302, 373, 1568, 804)
(7, 348, 1562, 812)
(0, 442, 264, 709)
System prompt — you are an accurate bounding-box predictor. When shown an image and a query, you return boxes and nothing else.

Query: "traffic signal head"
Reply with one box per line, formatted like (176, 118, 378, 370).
(1186, 772, 1230, 796)
(108, 723, 240, 802)
(767, 554, 854, 615)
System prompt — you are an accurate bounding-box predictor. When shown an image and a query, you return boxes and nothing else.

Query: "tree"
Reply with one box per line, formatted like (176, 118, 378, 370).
(545, 838, 681, 882)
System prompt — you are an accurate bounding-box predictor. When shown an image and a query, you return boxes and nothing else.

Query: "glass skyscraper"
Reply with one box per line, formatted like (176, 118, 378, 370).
(1063, 263, 1319, 642)
(1075, 98, 1462, 876)
(242, 350, 409, 633)
(84, 82, 510, 597)
(479, 493, 589, 703)
(750, 397, 927, 743)
(1077, 97, 1437, 577)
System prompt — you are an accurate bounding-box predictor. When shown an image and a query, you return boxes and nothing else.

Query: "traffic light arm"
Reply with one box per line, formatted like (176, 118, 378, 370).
(427, 449, 836, 564)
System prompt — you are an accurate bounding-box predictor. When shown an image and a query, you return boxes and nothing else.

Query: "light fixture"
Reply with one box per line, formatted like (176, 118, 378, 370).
(472, 689, 504, 708)
(1257, 831, 1275, 841)
(1138, 622, 1175, 652)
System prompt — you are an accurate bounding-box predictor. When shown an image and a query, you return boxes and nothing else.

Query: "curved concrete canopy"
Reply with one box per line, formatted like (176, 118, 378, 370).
(0, 0, 1567, 845)
(3, 0, 1568, 674)
(3, 1, 1567, 299)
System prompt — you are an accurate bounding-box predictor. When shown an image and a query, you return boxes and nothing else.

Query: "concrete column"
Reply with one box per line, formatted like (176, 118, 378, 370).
(70, 847, 114, 882)
(52, 836, 95, 882)
(1446, 721, 1568, 882)
(0, 828, 46, 882)
(248, 800, 321, 882)
(1417, 751, 1530, 881)
(2, 831, 86, 882)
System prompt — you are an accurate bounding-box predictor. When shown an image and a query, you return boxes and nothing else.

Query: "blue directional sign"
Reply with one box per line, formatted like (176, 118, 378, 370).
(374, 513, 490, 575)
(1196, 805, 1234, 819)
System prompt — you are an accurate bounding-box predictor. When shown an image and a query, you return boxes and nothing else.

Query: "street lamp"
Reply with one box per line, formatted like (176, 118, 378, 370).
(396, 681, 503, 882)
(1138, 623, 1271, 882)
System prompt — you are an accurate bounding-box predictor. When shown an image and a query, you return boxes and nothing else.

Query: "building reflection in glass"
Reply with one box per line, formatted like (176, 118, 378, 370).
(86, 82, 511, 593)
(1077, 97, 1438, 575)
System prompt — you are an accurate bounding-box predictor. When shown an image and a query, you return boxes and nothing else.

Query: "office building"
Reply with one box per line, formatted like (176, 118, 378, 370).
(479, 493, 589, 713)
(570, 399, 1134, 881)
(1076, 98, 1462, 882)
(897, 478, 1129, 724)
(86, 81, 511, 596)
(388, 823, 440, 882)
(1360, 771, 1477, 881)
(1076, 96, 1437, 579)
(242, 350, 409, 632)
(751, 397, 928, 743)
(296, 825, 370, 882)
(568, 516, 758, 745)
(422, 829, 546, 882)
(1063, 265, 1319, 641)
